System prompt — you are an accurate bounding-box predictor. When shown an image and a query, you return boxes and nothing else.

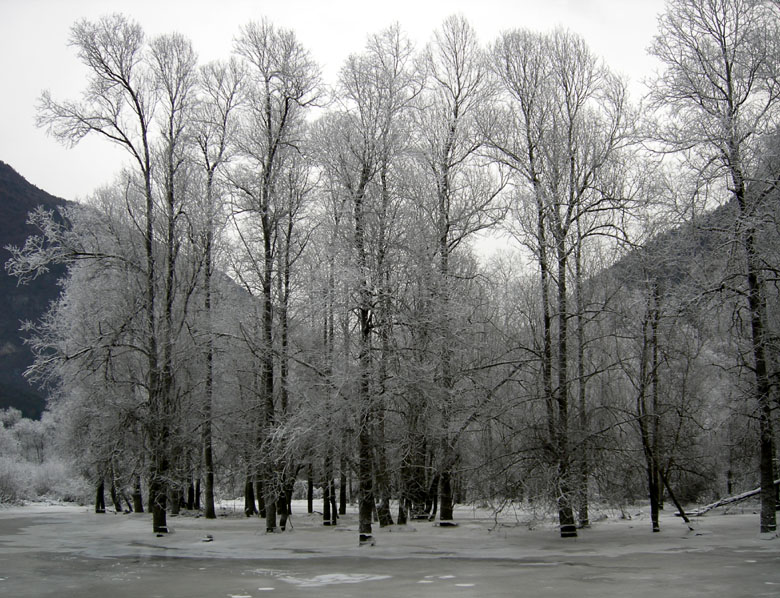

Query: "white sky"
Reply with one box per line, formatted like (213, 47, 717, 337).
(0, 0, 666, 202)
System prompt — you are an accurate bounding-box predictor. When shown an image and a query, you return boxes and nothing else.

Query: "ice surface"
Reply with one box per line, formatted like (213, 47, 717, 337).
(0, 500, 778, 597)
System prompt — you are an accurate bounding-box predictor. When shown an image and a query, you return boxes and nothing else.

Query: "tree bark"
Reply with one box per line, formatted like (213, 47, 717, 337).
(244, 474, 257, 517)
(95, 479, 106, 514)
(132, 476, 144, 513)
(307, 463, 314, 514)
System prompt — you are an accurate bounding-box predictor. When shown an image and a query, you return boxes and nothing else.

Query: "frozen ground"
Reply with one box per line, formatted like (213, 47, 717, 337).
(0, 500, 778, 597)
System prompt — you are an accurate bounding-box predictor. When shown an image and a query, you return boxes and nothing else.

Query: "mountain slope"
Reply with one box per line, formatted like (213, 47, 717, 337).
(0, 161, 69, 418)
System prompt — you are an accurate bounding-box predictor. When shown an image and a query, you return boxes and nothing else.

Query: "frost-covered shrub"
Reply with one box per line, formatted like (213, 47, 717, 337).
(30, 459, 90, 503)
(0, 456, 30, 503)
(0, 425, 21, 458)
(13, 418, 50, 464)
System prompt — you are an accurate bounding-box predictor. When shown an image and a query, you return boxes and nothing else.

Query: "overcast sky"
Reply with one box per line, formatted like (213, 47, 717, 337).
(0, 0, 666, 202)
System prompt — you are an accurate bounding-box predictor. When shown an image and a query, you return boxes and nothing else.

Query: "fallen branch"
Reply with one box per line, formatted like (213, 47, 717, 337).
(676, 479, 780, 517)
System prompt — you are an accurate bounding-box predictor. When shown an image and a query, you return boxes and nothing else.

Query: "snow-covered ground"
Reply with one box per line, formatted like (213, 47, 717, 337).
(0, 500, 778, 597)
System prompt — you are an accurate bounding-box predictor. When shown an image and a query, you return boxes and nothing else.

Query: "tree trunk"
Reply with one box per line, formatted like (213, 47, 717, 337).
(150, 476, 168, 534)
(556, 244, 576, 539)
(244, 474, 257, 517)
(732, 154, 777, 534)
(374, 421, 394, 527)
(575, 233, 589, 529)
(648, 463, 661, 533)
(638, 284, 662, 533)
(265, 479, 278, 533)
(397, 496, 408, 525)
(95, 479, 106, 514)
(329, 480, 338, 524)
(323, 479, 333, 526)
(307, 463, 314, 514)
(110, 481, 122, 513)
(170, 484, 181, 516)
(202, 340, 216, 518)
(279, 478, 294, 531)
(324, 446, 337, 526)
(150, 430, 170, 533)
(339, 461, 347, 515)
(358, 410, 374, 544)
(186, 479, 195, 511)
(256, 479, 266, 518)
(439, 470, 454, 522)
(354, 176, 375, 546)
(132, 476, 144, 513)
(202, 171, 217, 522)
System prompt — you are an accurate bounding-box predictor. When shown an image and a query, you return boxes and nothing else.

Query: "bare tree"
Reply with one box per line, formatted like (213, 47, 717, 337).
(34, 14, 179, 533)
(414, 15, 505, 524)
(489, 28, 634, 538)
(230, 19, 320, 533)
(313, 23, 420, 544)
(191, 57, 244, 519)
(648, 0, 780, 534)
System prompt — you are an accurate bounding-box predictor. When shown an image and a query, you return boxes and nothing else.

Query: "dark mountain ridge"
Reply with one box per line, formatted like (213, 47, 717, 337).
(0, 161, 69, 418)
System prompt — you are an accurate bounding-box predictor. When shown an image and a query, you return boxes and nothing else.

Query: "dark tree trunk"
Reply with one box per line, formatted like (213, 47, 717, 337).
(170, 485, 181, 516)
(329, 480, 338, 524)
(397, 497, 408, 525)
(265, 481, 278, 533)
(352, 172, 375, 547)
(187, 479, 195, 510)
(202, 397, 216, 518)
(279, 478, 294, 531)
(323, 480, 331, 522)
(375, 445, 394, 527)
(323, 443, 337, 526)
(439, 470, 454, 521)
(195, 478, 201, 511)
(110, 482, 122, 513)
(95, 480, 106, 514)
(575, 234, 589, 529)
(732, 159, 777, 534)
(307, 464, 314, 514)
(256, 479, 266, 519)
(555, 244, 576, 539)
(202, 181, 217, 522)
(325, 479, 338, 525)
(649, 464, 661, 533)
(339, 463, 347, 515)
(150, 476, 168, 534)
(358, 415, 374, 544)
(638, 282, 662, 533)
(132, 476, 144, 513)
(244, 475, 257, 517)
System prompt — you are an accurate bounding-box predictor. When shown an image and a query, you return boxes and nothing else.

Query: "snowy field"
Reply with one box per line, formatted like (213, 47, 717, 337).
(0, 500, 778, 597)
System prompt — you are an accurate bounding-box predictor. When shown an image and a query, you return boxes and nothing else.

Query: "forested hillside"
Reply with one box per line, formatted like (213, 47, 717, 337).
(0, 161, 67, 418)
(4, 1, 778, 542)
